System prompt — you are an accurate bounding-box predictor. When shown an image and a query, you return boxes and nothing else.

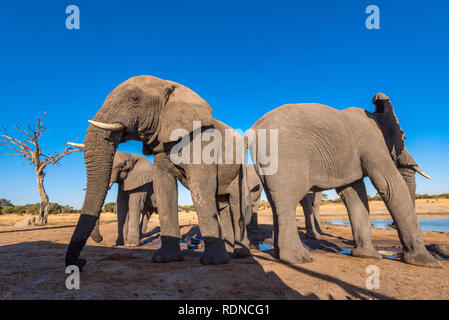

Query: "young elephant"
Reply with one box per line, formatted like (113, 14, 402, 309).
(65, 76, 251, 270)
(98, 151, 156, 247)
(67, 145, 157, 247)
(248, 93, 439, 267)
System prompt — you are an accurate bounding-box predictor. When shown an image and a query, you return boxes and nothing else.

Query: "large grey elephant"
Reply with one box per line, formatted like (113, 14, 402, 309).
(248, 93, 440, 267)
(65, 76, 251, 270)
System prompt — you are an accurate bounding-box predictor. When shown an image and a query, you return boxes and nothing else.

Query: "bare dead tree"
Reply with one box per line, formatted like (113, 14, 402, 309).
(0, 113, 82, 224)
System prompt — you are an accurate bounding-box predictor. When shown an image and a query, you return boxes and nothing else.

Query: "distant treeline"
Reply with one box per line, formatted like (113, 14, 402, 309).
(3, 193, 448, 215)
(0, 198, 80, 215)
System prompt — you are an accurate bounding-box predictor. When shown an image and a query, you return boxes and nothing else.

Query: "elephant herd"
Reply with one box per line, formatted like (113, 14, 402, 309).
(65, 75, 440, 271)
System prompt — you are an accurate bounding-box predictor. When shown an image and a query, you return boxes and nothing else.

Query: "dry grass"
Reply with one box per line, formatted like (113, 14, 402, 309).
(0, 212, 117, 226)
(1, 199, 448, 226)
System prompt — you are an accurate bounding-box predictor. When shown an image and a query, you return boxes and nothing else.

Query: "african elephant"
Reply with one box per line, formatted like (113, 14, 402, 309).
(248, 93, 439, 267)
(67, 144, 158, 246)
(95, 151, 156, 246)
(65, 76, 251, 270)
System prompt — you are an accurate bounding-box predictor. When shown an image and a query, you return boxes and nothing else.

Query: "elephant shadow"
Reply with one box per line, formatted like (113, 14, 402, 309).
(0, 239, 319, 299)
(248, 223, 348, 254)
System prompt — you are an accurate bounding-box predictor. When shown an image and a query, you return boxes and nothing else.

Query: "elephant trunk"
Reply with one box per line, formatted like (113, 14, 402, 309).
(398, 166, 416, 207)
(65, 126, 116, 268)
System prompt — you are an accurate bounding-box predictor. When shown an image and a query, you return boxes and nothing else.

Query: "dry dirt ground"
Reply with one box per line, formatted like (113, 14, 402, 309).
(1, 204, 449, 300)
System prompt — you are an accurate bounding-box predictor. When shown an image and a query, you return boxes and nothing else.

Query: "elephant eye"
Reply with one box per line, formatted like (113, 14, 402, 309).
(129, 94, 140, 104)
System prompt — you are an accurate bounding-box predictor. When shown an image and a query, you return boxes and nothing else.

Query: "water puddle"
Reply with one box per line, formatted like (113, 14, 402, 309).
(339, 248, 447, 260)
(339, 248, 400, 260)
(258, 243, 274, 252)
(180, 235, 203, 250)
(323, 218, 449, 233)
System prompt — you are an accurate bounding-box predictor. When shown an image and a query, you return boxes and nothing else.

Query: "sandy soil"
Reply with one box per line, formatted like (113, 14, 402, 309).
(0, 207, 448, 300)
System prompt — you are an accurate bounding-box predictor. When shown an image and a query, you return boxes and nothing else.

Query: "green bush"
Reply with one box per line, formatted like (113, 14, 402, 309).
(103, 202, 116, 213)
(0, 202, 80, 215)
(178, 205, 195, 212)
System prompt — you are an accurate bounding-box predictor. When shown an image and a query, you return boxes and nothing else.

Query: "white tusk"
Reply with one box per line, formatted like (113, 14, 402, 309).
(412, 166, 432, 179)
(67, 142, 85, 149)
(88, 120, 125, 132)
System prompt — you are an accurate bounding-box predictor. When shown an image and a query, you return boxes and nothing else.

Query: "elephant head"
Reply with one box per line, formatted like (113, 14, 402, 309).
(65, 76, 213, 268)
(108, 151, 153, 191)
(371, 93, 431, 204)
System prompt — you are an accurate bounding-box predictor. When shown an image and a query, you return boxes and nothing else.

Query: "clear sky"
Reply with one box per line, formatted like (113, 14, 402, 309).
(0, 1, 448, 208)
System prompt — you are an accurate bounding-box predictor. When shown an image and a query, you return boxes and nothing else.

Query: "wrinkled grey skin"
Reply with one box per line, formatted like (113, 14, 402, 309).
(249, 93, 440, 267)
(245, 164, 263, 232)
(65, 76, 251, 270)
(90, 151, 157, 247)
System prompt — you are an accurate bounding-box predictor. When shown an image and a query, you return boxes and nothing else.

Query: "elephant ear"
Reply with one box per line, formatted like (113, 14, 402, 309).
(157, 83, 214, 144)
(122, 155, 153, 191)
(372, 93, 407, 163)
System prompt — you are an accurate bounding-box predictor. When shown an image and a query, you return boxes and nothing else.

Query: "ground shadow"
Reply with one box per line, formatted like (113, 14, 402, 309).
(254, 254, 394, 300)
(0, 239, 318, 300)
(0, 224, 77, 234)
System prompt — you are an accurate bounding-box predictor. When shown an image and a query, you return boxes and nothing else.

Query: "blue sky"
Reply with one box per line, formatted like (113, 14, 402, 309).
(0, 1, 448, 208)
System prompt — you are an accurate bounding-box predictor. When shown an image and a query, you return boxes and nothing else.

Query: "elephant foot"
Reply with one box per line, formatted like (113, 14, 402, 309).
(352, 245, 381, 259)
(152, 237, 183, 263)
(115, 239, 124, 246)
(233, 247, 251, 258)
(305, 230, 321, 240)
(279, 244, 314, 264)
(200, 238, 230, 265)
(401, 250, 442, 268)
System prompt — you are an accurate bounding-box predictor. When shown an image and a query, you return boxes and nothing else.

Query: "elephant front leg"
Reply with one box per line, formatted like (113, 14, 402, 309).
(187, 164, 229, 265)
(336, 180, 380, 259)
(151, 166, 183, 263)
(218, 202, 235, 254)
(115, 190, 129, 246)
(126, 191, 146, 247)
(368, 164, 441, 267)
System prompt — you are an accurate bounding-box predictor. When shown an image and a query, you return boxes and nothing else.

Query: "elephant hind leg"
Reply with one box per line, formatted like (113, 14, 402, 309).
(139, 210, 153, 239)
(217, 200, 235, 254)
(336, 179, 380, 259)
(312, 191, 323, 234)
(229, 182, 251, 258)
(263, 175, 313, 264)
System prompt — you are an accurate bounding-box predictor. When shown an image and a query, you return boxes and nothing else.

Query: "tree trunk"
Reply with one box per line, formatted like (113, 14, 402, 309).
(36, 171, 50, 225)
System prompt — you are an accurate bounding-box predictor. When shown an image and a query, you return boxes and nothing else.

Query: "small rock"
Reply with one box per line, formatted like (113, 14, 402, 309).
(14, 217, 36, 228)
